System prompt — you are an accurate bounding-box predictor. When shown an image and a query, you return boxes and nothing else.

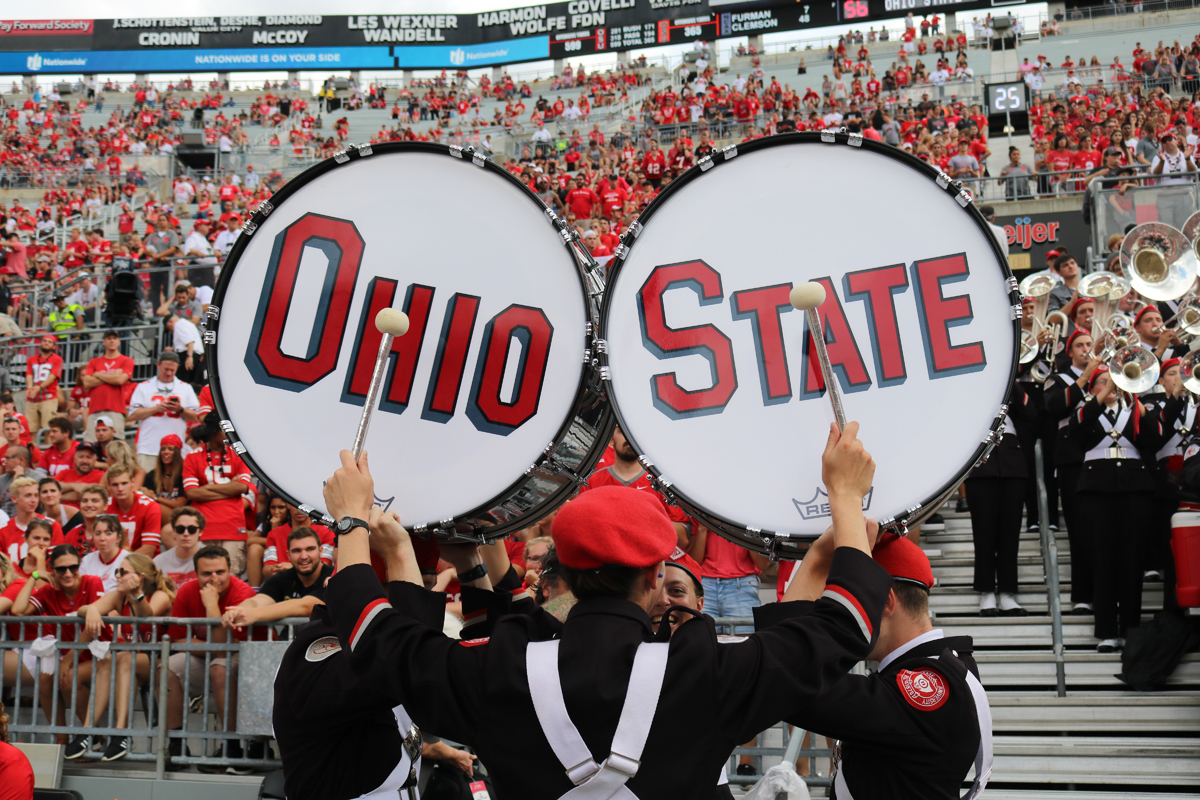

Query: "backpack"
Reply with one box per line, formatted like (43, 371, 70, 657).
(1117, 611, 1199, 691)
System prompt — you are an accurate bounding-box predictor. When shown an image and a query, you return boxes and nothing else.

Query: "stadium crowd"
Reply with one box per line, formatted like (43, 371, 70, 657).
(0, 14, 1197, 778)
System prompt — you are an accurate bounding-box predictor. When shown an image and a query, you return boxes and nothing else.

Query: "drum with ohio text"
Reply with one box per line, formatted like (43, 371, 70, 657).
(598, 132, 1020, 557)
(208, 142, 612, 539)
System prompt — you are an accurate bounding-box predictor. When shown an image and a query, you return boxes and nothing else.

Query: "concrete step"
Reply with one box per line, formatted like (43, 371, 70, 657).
(926, 539, 1047, 558)
(990, 735, 1200, 786)
(929, 589, 1164, 617)
(989, 692, 1200, 732)
(975, 652, 1200, 688)
(933, 563, 1069, 587)
(937, 616, 1114, 648)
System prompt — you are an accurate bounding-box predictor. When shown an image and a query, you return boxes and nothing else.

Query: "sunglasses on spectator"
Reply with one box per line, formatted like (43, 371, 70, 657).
(114, 568, 132, 577)
(175, 525, 201, 534)
(54, 564, 80, 575)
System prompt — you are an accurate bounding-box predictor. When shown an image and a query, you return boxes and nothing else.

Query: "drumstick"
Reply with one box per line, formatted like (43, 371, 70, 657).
(791, 282, 847, 430)
(353, 308, 411, 459)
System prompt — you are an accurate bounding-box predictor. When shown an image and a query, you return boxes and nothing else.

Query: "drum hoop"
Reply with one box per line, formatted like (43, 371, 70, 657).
(598, 131, 1022, 558)
(208, 141, 614, 538)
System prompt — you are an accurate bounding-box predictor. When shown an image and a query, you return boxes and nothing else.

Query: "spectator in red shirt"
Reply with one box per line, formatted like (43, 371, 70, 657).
(24, 334, 63, 434)
(62, 228, 88, 270)
(10, 543, 106, 745)
(564, 177, 599, 219)
(641, 139, 667, 188)
(2, 420, 38, 469)
(80, 331, 134, 443)
(78, 552, 176, 761)
(165, 544, 256, 759)
(106, 464, 160, 557)
(259, 501, 334, 583)
(0, 478, 62, 563)
(0, 699, 35, 795)
(182, 414, 253, 577)
(38, 419, 76, 480)
(0, 234, 28, 280)
(58, 443, 104, 505)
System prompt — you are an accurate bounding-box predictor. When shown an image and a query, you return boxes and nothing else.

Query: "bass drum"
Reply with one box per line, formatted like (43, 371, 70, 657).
(209, 142, 611, 539)
(599, 132, 1020, 557)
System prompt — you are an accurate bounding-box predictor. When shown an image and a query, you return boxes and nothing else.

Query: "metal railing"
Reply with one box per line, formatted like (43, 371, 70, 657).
(0, 613, 844, 783)
(1060, 0, 1200, 22)
(1035, 441, 1068, 697)
(0, 324, 163, 395)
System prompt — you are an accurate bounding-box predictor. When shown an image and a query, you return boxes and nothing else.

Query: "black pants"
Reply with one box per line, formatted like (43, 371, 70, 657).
(1057, 462, 1093, 605)
(1016, 409, 1059, 526)
(178, 351, 207, 388)
(1079, 487, 1151, 639)
(967, 476, 1026, 594)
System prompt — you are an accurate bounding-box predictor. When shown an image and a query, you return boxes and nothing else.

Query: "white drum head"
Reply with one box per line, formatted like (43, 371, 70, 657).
(211, 144, 598, 535)
(601, 135, 1018, 550)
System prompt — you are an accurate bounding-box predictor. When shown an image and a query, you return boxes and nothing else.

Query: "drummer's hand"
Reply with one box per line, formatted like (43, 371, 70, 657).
(324, 450, 374, 521)
(367, 506, 410, 556)
(821, 421, 875, 501)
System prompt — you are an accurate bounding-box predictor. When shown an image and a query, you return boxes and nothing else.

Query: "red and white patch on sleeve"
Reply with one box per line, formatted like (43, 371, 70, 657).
(896, 668, 949, 710)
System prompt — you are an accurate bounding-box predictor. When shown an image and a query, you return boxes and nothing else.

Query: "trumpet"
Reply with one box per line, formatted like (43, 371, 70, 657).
(1018, 270, 1065, 380)
(1031, 310, 1071, 382)
(1154, 295, 1200, 343)
(1120, 222, 1197, 302)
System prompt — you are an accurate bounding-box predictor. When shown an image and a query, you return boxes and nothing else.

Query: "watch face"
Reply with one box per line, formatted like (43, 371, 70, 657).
(336, 517, 350, 533)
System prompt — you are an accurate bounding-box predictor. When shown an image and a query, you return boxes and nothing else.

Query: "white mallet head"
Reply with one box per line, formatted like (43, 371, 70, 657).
(375, 308, 410, 337)
(789, 282, 827, 311)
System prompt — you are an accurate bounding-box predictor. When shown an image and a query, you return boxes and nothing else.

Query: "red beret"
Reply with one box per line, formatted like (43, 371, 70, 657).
(1162, 357, 1182, 373)
(666, 545, 703, 589)
(1064, 327, 1091, 352)
(873, 533, 934, 590)
(1134, 304, 1157, 327)
(1066, 296, 1094, 320)
(1089, 364, 1110, 391)
(553, 486, 676, 569)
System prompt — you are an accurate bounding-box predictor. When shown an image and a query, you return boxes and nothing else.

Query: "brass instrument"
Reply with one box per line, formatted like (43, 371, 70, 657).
(1079, 270, 1129, 343)
(1031, 310, 1071, 382)
(1108, 344, 1161, 395)
(1120, 222, 1199, 302)
(1182, 349, 1200, 395)
(1018, 270, 1064, 379)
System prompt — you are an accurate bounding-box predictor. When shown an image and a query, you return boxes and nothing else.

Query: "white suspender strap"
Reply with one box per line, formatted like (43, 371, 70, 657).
(526, 640, 671, 800)
(527, 640, 601, 785)
(961, 670, 994, 800)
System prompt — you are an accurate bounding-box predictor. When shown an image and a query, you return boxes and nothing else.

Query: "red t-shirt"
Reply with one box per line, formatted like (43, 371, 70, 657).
(698, 532, 761, 579)
(197, 384, 214, 415)
(0, 578, 39, 641)
(26, 353, 63, 404)
(566, 187, 598, 218)
(579, 466, 692, 530)
(263, 524, 334, 565)
(83, 355, 135, 414)
(167, 577, 257, 641)
(39, 441, 78, 477)
(29, 574, 106, 640)
(108, 493, 162, 553)
(0, 741, 35, 800)
(0, 517, 65, 562)
(58, 466, 103, 487)
(182, 448, 253, 540)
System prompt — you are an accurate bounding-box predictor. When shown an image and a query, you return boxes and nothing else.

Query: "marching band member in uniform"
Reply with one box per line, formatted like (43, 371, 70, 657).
(273, 530, 446, 800)
(1145, 358, 1190, 607)
(1069, 367, 1162, 651)
(967, 383, 1030, 617)
(755, 532, 992, 800)
(1016, 298, 1059, 534)
(319, 423, 892, 799)
(1044, 329, 1102, 613)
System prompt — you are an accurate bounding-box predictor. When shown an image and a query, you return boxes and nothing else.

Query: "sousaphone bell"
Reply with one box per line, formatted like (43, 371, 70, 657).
(1120, 222, 1197, 302)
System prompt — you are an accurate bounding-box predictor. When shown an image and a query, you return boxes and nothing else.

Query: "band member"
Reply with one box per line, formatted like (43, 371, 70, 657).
(1044, 329, 1102, 613)
(1016, 298, 1059, 534)
(1146, 357, 1190, 609)
(756, 532, 991, 800)
(273, 515, 446, 800)
(319, 424, 892, 798)
(1069, 367, 1160, 651)
(967, 383, 1029, 616)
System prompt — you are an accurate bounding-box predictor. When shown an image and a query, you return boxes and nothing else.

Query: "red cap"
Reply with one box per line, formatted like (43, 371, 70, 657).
(1046, 249, 1060, 258)
(40, 333, 57, 343)
(872, 533, 934, 590)
(1066, 297, 1094, 320)
(1064, 327, 1091, 352)
(1134, 304, 1157, 327)
(160, 434, 183, 449)
(552, 486, 676, 569)
(666, 545, 703, 589)
(1162, 357, 1182, 373)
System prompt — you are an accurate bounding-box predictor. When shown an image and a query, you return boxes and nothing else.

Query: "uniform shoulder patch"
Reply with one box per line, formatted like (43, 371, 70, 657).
(304, 636, 342, 662)
(896, 667, 949, 710)
(1186, 443, 1200, 460)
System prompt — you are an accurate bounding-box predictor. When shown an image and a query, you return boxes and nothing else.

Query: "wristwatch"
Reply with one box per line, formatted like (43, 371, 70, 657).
(458, 562, 488, 584)
(334, 516, 371, 536)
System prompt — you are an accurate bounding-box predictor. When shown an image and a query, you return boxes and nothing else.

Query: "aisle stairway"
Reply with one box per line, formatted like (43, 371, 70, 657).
(918, 508, 1200, 796)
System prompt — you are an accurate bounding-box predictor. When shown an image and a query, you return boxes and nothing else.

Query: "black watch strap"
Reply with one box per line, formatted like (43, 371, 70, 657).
(458, 562, 488, 583)
(335, 516, 370, 536)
